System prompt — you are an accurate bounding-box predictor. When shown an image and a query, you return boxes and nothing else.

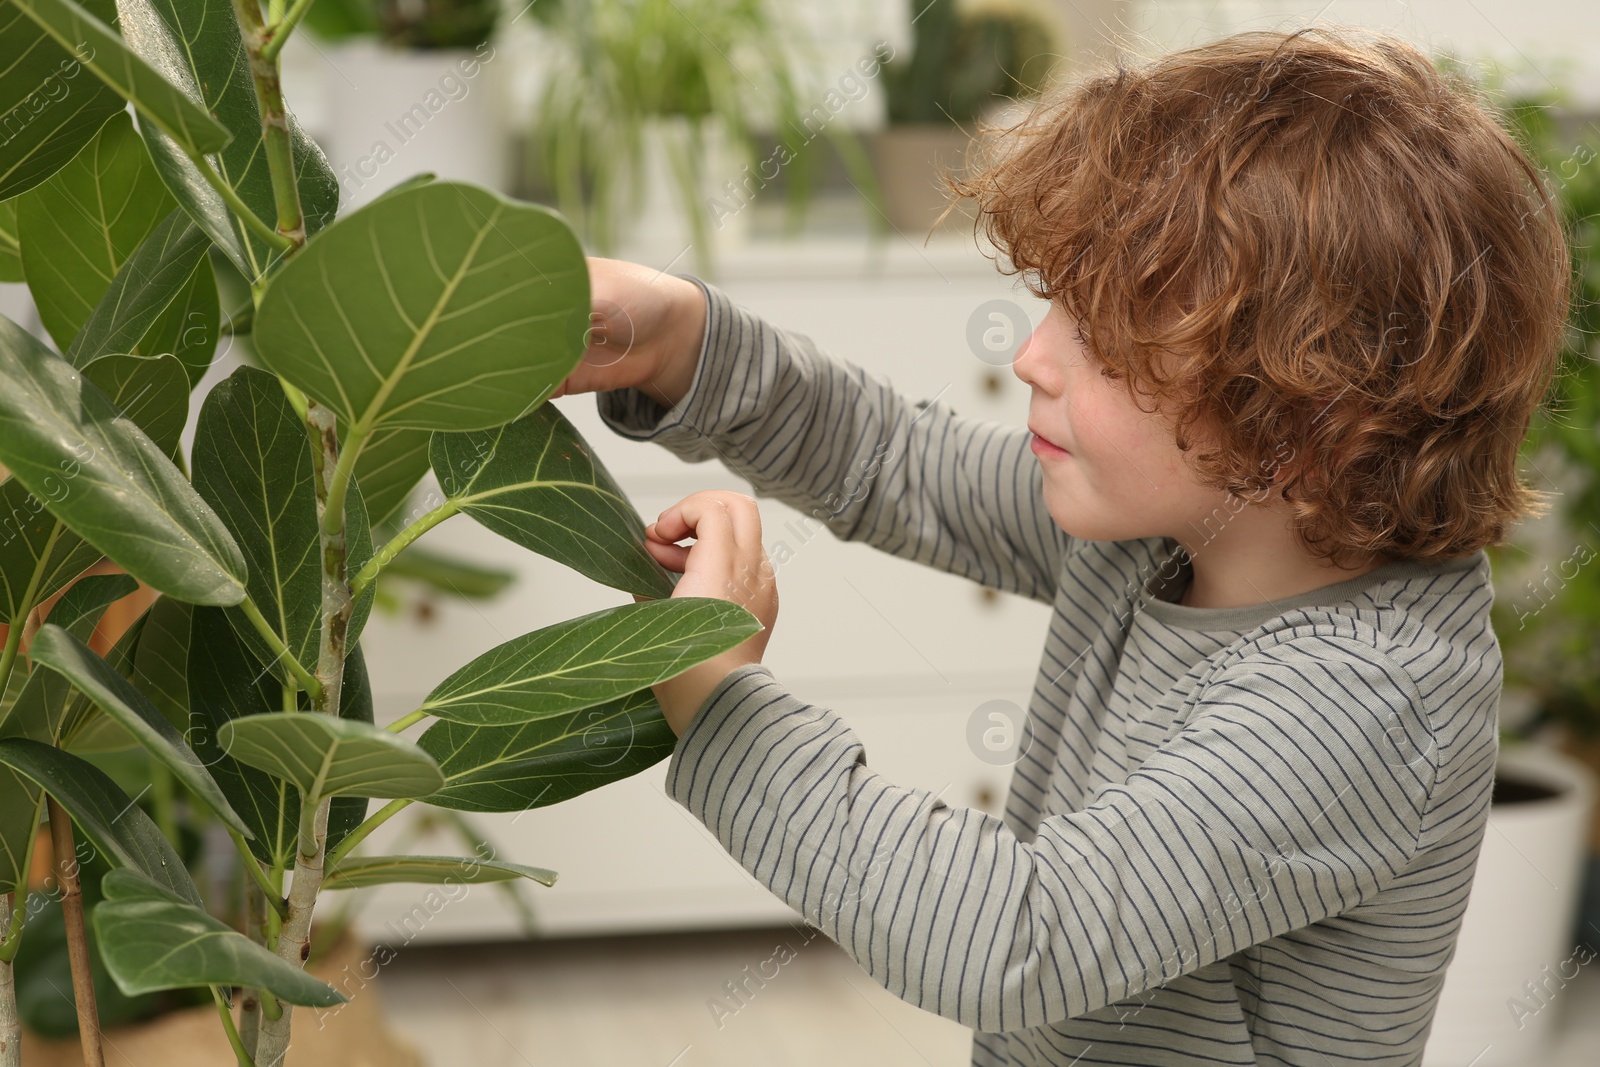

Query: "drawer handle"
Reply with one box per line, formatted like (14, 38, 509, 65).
(974, 785, 996, 809)
(978, 587, 999, 606)
(980, 371, 1004, 396)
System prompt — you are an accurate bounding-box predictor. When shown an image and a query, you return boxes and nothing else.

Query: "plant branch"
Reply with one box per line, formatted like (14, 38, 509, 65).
(262, 0, 317, 63)
(238, 597, 322, 701)
(212, 985, 258, 1067)
(48, 798, 104, 1067)
(0, 894, 16, 1067)
(254, 399, 354, 1067)
(190, 152, 291, 253)
(325, 798, 413, 868)
(229, 0, 306, 247)
(350, 500, 461, 600)
(320, 422, 368, 539)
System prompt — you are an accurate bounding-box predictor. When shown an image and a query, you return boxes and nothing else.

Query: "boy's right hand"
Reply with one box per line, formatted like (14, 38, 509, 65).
(549, 256, 708, 410)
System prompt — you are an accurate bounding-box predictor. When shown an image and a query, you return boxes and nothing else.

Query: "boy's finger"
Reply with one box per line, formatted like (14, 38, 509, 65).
(643, 537, 691, 572)
(659, 496, 741, 583)
(655, 492, 761, 548)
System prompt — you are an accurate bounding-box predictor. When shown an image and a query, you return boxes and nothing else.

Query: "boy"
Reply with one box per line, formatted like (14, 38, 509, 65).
(553, 25, 1571, 1066)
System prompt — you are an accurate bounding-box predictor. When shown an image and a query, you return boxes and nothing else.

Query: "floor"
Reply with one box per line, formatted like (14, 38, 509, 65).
(371, 924, 1600, 1067)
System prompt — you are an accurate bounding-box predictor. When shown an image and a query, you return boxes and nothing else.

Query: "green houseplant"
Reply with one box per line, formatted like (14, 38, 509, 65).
(525, 0, 888, 278)
(0, 2, 762, 1066)
(872, 0, 1065, 236)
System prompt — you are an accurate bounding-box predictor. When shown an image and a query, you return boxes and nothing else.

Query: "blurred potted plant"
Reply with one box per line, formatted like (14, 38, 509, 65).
(874, 0, 1064, 237)
(524, 0, 887, 278)
(1420, 59, 1600, 1067)
(302, 0, 507, 209)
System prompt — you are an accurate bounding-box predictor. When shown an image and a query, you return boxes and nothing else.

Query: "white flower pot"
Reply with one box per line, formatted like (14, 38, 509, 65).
(612, 115, 750, 269)
(317, 39, 508, 212)
(1422, 741, 1597, 1065)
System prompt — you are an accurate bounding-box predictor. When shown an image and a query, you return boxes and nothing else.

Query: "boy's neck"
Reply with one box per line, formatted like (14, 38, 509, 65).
(1174, 507, 1391, 610)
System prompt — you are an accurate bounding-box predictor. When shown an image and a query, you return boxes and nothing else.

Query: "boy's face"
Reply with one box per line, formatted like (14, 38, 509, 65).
(1014, 300, 1242, 546)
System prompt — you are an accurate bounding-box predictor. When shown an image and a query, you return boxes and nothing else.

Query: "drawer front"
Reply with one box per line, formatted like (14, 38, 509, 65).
(349, 683, 1032, 943)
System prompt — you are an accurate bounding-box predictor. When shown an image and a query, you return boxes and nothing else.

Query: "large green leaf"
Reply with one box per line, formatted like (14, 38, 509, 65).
(135, 248, 218, 386)
(129, 594, 190, 731)
(55, 580, 158, 753)
(0, 572, 134, 893)
(186, 609, 374, 869)
(29, 623, 253, 838)
(0, 348, 189, 626)
(218, 714, 443, 803)
(192, 365, 376, 684)
(17, 112, 177, 352)
(323, 854, 558, 892)
(0, 314, 247, 606)
(82, 351, 189, 461)
(66, 207, 212, 371)
(95, 869, 345, 1006)
(11, 0, 230, 159)
(0, 0, 125, 200)
(434, 405, 676, 599)
(418, 599, 763, 726)
(253, 181, 590, 435)
(0, 200, 20, 281)
(113, 0, 337, 282)
(0, 737, 201, 905)
(419, 687, 676, 813)
(354, 425, 432, 529)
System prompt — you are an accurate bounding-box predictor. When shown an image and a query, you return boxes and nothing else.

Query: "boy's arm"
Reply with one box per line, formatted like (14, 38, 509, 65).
(596, 276, 1070, 605)
(665, 633, 1439, 1032)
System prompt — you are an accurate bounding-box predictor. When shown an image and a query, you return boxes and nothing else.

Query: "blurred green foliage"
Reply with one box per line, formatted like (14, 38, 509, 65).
(305, 0, 498, 50)
(1470, 63, 1600, 739)
(883, 0, 1064, 126)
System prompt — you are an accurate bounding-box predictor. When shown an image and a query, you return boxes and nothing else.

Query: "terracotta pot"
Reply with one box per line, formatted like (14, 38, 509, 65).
(18, 931, 425, 1067)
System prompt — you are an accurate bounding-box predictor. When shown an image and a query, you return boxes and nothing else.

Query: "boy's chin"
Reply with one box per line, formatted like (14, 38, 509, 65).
(1047, 505, 1160, 544)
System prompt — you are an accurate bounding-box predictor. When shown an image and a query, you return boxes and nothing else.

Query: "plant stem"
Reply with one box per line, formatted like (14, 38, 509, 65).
(349, 500, 460, 600)
(238, 597, 322, 701)
(385, 709, 428, 734)
(0, 894, 16, 1067)
(228, 828, 288, 920)
(212, 985, 257, 1067)
(190, 153, 292, 254)
(230, 0, 305, 248)
(253, 399, 354, 1067)
(47, 798, 104, 1067)
(320, 421, 367, 540)
(0, 618, 23, 711)
(239, 878, 266, 1061)
(262, 0, 316, 63)
(325, 798, 413, 868)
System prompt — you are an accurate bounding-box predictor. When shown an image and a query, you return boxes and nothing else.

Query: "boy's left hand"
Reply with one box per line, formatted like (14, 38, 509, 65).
(634, 490, 778, 736)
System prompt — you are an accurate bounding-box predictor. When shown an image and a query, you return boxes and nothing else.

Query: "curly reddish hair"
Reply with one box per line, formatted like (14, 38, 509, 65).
(942, 26, 1575, 567)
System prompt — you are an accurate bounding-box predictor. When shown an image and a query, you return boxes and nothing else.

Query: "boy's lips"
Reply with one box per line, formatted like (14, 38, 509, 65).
(1028, 424, 1069, 452)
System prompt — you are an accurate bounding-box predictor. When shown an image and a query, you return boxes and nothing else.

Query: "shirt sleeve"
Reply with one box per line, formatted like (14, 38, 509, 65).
(664, 633, 1437, 1034)
(595, 275, 1069, 604)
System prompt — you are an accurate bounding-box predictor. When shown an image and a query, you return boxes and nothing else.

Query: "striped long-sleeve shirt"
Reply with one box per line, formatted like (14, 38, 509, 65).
(596, 275, 1500, 1066)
